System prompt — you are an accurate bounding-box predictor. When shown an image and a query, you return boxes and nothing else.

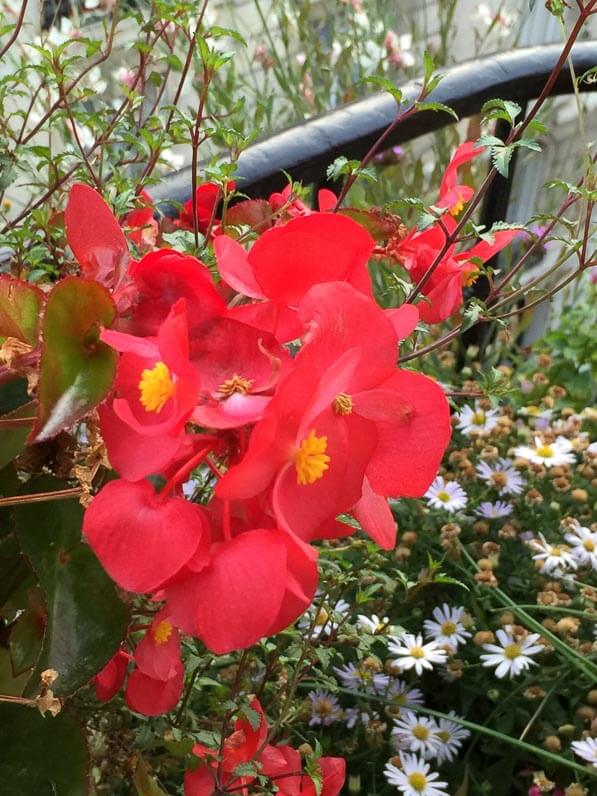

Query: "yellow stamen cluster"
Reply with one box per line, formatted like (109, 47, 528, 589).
(139, 361, 174, 413)
(504, 643, 522, 660)
(294, 430, 330, 485)
(217, 374, 253, 397)
(441, 621, 457, 636)
(152, 619, 173, 645)
(408, 772, 428, 791)
(412, 725, 430, 741)
(409, 646, 425, 659)
(332, 392, 353, 415)
(536, 444, 554, 459)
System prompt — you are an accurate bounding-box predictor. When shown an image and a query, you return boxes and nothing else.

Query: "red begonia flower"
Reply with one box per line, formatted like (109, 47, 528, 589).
(190, 316, 290, 429)
(438, 141, 485, 215)
(93, 649, 130, 701)
(165, 525, 317, 654)
(135, 608, 181, 681)
(83, 478, 209, 593)
(129, 249, 226, 336)
(125, 659, 185, 716)
(185, 698, 268, 795)
(177, 181, 235, 234)
(216, 213, 375, 341)
(218, 354, 377, 541)
(260, 745, 346, 796)
(65, 183, 129, 289)
(101, 299, 200, 436)
(399, 221, 518, 323)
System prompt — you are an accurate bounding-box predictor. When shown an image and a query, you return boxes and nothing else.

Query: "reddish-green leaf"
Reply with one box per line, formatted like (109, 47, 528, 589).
(15, 477, 130, 696)
(31, 277, 117, 442)
(223, 199, 275, 236)
(0, 276, 43, 345)
(340, 207, 401, 241)
(9, 607, 44, 676)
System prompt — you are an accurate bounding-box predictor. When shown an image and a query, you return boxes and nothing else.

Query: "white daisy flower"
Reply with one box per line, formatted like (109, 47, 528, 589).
(513, 436, 576, 467)
(424, 477, 468, 512)
(384, 753, 448, 795)
(298, 596, 351, 638)
(423, 604, 471, 651)
(433, 713, 470, 763)
(308, 690, 342, 726)
(388, 633, 448, 675)
(333, 661, 390, 692)
(480, 628, 543, 678)
(571, 737, 597, 768)
(565, 520, 597, 571)
(476, 458, 525, 495)
(392, 714, 441, 758)
(476, 500, 513, 519)
(387, 680, 425, 710)
(529, 533, 577, 575)
(456, 403, 500, 436)
(356, 614, 390, 634)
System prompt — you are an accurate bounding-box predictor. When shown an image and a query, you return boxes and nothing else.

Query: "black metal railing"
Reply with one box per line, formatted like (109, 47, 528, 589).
(153, 42, 597, 210)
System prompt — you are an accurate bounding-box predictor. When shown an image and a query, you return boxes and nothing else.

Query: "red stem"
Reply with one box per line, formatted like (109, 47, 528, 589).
(159, 443, 215, 500)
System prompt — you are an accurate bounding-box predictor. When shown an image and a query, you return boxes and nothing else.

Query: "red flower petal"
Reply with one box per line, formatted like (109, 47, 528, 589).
(83, 479, 206, 593)
(352, 476, 396, 550)
(65, 183, 129, 288)
(125, 660, 184, 716)
(93, 650, 129, 701)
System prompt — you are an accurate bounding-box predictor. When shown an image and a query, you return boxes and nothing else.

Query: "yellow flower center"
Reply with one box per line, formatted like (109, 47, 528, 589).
(314, 698, 334, 717)
(295, 430, 330, 485)
(462, 268, 479, 287)
(583, 539, 595, 552)
(450, 199, 464, 216)
(332, 392, 353, 415)
(436, 491, 451, 502)
(217, 374, 253, 397)
(412, 724, 429, 741)
(139, 361, 174, 413)
(504, 643, 522, 660)
(409, 646, 425, 659)
(152, 619, 173, 645)
(408, 772, 428, 791)
(437, 730, 451, 742)
(472, 411, 486, 425)
(441, 621, 457, 636)
(314, 607, 330, 627)
(536, 444, 554, 459)
(550, 546, 562, 557)
(490, 472, 508, 488)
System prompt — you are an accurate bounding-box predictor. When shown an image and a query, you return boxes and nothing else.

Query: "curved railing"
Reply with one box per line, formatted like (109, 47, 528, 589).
(153, 41, 597, 208)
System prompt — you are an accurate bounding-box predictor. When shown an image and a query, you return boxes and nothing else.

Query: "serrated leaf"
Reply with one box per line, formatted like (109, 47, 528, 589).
(360, 75, 402, 104)
(416, 100, 458, 120)
(491, 145, 514, 178)
(0, 703, 89, 796)
(31, 277, 117, 442)
(15, 478, 129, 696)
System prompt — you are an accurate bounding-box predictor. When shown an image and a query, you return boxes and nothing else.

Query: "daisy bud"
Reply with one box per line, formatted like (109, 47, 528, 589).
(572, 488, 588, 502)
(473, 521, 490, 536)
(557, 724, 576, 737)
(473, 631, 495, 646)
(395, 546, 411, 562)
(477, 558, 494, 570)
(555, 617, 579, 636)
(523, 686, 546, 700)
(480, 445, 499, 460)
(487, 689, 500, 702)
(587, 690, 597, 705)
(499, 612, 514, 626)
(543, 735, 561, 752)
(401, 531, 418, 546)
(577, 705, 596, 722)
(564, 785, 587, 796)
(542, 618, 558, 632)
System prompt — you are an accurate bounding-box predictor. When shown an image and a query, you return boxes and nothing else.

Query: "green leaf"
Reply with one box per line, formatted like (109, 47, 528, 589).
(0, 648, 31, 696)
(360, 75, 402, 105)
(0, 703, 89, 796)
(0, 402, 35, 469)
(0, 276, 43, 345)
(133, 756, 168, 796)
(15, 478, 129, 696)
(0, 533, 31, 604)
(9, 607, 44, 676)
(31, 277, 117, 442)
(491, 145, 514, 178)
(415, 100, 458, 120)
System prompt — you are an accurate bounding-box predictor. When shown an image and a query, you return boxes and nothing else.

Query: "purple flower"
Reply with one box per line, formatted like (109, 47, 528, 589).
(308, 690, 342, 726)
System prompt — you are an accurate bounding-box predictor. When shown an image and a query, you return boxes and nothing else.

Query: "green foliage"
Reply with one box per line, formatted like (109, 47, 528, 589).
(15, 478, 129, 696)
(0, 703, 89, 796)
